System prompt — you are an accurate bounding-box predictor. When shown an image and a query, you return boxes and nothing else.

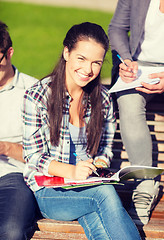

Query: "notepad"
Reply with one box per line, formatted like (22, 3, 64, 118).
(109, 65, 164, 93)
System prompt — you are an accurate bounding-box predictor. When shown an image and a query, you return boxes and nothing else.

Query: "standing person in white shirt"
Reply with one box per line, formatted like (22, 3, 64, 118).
(108, 0, 164, 225)
(0, 21, 39, 239)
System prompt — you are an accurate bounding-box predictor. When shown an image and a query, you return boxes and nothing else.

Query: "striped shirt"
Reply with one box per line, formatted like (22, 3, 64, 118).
(22, 77, 116, 192)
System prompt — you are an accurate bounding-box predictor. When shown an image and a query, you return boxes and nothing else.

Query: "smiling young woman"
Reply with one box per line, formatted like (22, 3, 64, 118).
(22, 22, 141, 240)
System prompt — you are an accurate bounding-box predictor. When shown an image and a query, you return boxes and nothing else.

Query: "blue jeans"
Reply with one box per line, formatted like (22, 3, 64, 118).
(0, 173, 38, 240)
(35, 184, 141, 240)
(116, 89, 155, 166)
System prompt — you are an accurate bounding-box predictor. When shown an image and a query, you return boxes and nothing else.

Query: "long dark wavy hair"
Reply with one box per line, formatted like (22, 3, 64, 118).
(48, 22, 109, 156)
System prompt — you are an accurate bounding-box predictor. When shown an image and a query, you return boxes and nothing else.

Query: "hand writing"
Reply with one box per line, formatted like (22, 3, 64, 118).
(73, 159, 96, 180)
(119, 60, 138, 83)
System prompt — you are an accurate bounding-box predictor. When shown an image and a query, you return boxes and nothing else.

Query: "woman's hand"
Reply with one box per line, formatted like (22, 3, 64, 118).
(119, 60, 138, 83)
(73, 159, 96, 180)
(94, 158, 108, 168)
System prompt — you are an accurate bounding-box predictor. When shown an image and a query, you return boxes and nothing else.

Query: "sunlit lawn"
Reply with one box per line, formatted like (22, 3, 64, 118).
(0, 1, 113, 80)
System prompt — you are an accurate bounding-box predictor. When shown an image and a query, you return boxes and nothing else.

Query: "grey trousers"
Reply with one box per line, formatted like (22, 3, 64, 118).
(116, 89, 155, 166)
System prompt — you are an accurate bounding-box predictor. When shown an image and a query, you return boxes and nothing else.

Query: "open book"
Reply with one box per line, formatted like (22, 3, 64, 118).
(109, 65, 162, 93)
(35, 165, 164, 189)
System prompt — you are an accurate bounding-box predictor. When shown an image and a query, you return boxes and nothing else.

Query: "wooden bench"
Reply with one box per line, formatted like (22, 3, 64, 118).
(31, 92, 164, 240)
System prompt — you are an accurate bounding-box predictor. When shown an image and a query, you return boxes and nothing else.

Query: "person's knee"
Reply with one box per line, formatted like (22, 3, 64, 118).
(18, 186, 37, 217)
(117, 93, 146, 119)
(95, 185, 121, 206)
(0, 225, 25, 240)
(93, 185, 124, 218)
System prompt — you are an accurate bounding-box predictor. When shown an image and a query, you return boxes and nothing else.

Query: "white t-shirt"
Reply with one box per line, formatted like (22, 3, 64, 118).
(0, 66, 37, 177)
(138, 0, 164, 63)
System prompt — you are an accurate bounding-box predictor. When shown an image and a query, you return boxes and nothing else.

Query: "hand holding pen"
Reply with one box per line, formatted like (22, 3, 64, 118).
(117, 54, 138, 83)
(73, 153, 100, 177)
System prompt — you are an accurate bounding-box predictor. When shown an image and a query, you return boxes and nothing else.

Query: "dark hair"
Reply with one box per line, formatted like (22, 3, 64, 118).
(48, 22, 109, 156)
(63, 22, 109, 53)
(0, 21, 12, 53)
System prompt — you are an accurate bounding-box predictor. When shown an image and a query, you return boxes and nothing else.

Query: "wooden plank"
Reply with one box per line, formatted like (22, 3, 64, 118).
(118, 151, 164, 161)
(112, 151, 164, 163)
(140, 228, 164, 239)
(33, 220, 164, 240)
(114, 129, 164, 141)
(113, 140, 164, 152)
(145, 238, 163, 240)
(146, 113, 164, 122)
(32, 230, 87, 239)
(37, 219, 84, 234)
(116, 119, 164, 127)
(115, 112, 164, 123)
(112, 146, 164, 155)
(150, 125, 164, 133)
(151, 132, 164, 141)
(111, 157, 164, 165)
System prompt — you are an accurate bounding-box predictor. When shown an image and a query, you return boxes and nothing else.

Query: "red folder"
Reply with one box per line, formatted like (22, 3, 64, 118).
(35, 175, 65, 187)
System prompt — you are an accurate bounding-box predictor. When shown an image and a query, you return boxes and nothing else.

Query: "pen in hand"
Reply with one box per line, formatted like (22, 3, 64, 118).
(73, 153, 100, 177)
(117, 54, 134, 73)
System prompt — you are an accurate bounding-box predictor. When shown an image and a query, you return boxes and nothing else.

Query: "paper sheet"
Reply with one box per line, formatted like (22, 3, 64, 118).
(109, 65, 164, 93)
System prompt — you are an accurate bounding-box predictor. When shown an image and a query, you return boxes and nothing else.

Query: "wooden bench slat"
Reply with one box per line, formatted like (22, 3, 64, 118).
(141, 227, 164, 239)
(118, 151, 164, 161)
(115, 112, 164, 121)
(116, 119, 164, 127)
(114, 129, 164, 141)
(37, 219, 84, 234)
(33, 230, 87, 239)
(113, 140, 164, 152)
(111, 157, 164, 164)
(146, 113, 164, 122)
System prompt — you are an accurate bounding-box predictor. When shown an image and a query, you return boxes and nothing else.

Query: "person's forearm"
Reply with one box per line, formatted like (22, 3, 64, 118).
(0, 141, 24, 162)
(48, 160, 75, 179)
(109, 28, 132, 60)
(48, 159, 95, 180)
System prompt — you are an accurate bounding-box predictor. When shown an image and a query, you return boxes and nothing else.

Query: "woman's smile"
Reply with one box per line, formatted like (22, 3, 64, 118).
(76, 70, 92, 81)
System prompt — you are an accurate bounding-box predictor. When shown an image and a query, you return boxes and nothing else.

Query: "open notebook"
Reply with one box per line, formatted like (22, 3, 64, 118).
(109, 65, 163, 93)
(35, 165, 164, 189)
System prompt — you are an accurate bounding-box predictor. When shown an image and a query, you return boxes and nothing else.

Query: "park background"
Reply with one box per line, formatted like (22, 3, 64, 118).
(0, 0, 118, 83)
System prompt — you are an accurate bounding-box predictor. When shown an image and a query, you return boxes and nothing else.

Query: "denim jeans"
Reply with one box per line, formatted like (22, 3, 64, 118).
(35, 184, 141, 240)
(0, 173, 38, 240)
(116, 89, 155, 166)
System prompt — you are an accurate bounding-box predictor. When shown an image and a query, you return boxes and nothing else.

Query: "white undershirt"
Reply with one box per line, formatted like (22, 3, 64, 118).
(138, 0, 164, 63)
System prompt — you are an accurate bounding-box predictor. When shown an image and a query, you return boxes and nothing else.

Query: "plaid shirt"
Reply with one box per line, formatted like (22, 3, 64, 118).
(22, 77, 116, 192)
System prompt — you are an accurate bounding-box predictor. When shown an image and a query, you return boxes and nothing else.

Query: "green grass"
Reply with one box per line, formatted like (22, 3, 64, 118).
(0, 1, 113, 80)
